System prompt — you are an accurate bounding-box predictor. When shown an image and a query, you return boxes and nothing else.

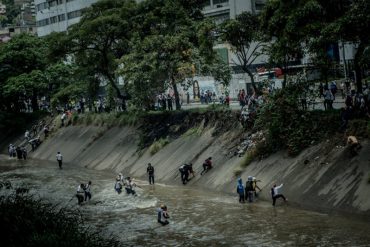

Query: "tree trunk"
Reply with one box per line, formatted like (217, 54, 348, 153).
(106, 73, 126, 111)
(172, 76, 181, 110)
(32, 90, 39, 112)
(354, 41, 365, 93)
(244, 67, 258, 95)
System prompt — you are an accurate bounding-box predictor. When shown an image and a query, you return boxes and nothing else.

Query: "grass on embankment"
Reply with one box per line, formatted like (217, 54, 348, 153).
(149, 137, 170, 155)
(0, 181, 118, 247)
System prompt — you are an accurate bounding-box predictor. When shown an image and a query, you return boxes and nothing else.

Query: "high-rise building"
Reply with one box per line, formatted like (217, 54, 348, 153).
(35, 0, 98, 37)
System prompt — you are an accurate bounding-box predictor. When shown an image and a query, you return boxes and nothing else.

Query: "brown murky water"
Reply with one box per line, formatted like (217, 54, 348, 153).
(1, 160, 370, 247)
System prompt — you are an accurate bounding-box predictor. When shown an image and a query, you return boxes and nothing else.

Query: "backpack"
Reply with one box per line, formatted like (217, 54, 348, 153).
(245, 181, 253, 191)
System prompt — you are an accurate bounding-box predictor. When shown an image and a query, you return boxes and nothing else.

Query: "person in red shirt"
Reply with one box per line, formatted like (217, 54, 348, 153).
(201, 157, 213, 175)
(225, 94, 230, 106)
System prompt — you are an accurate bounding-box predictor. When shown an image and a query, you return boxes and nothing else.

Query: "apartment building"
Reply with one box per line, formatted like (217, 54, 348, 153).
(35, 0, 98, 36)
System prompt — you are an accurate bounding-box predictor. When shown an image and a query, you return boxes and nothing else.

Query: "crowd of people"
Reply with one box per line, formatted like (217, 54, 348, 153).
(156, 94, 175, 111)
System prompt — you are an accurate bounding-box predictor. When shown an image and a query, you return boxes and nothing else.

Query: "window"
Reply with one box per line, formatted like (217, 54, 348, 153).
(37, 18, 50, 27)
(201, 0, 211, 7)
(213, 0, 228, 5)
(58, 14, 65, 22)
(49, 0, 57, 7)
(50, 16, 58, 24)
(36, 2, 48, 12)
(215, 48, 229, 64)
(67, 10, 82, 20)
(211, 12, 230, 24)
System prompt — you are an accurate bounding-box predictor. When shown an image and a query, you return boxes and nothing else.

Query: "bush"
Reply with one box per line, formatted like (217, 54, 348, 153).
(240, 148, 257, 168)
(182, 127, 202, 137)
(233, 168, 243, 177)
(0, 183, 118, 247)
(149, 137, 170, 155)
(71, 113, 79, 125)
(254, 85, 339, 156)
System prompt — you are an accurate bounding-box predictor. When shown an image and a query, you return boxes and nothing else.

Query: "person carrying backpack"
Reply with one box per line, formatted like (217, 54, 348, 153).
(245, 176, 254, 202)
(236, 178, 245, 203)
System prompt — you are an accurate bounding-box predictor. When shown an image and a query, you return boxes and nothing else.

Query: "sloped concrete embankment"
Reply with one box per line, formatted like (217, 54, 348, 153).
(30, 124, 370, 215)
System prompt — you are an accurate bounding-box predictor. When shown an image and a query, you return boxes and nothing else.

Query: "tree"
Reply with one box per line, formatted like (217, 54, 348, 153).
(260, 0, 369, 90)
(0, 34, 48, 112)
(260, 0, 307, 87)
(331, 0, 370, 92)
(121, 0, 226, 110)
(53, 0, 138, 110)
(220, 12, 264, 93)
(3, 70, 48, 112)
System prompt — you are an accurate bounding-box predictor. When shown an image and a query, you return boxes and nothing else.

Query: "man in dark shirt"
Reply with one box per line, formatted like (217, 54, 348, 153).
(147, 163, 155, 185)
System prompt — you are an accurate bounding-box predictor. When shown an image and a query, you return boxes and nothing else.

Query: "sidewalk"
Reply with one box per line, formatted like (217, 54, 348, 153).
(181, 98, 346, 111)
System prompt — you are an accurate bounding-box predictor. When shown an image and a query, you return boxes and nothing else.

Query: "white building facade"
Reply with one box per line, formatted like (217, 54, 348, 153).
(35, 0, 98, 37)
(195, 0, 267, 98)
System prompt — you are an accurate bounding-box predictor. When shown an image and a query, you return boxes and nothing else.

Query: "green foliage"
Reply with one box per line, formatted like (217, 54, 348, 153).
(120, 0, 226, 110)
(182, 127, 202, 137)
(233, 168, 243, 177)
(71, 113, 79, 125)
(255, 85, 339, 156)
(240, 148, 257, 168)
(0, 34, 48, 111)
(347, 119, 370, 138)
(0, 183, 118, 247)
(219, 11, 263, 91)
(1, 0, 21, 26)
(75, 112, 141, 127)
(149, 137, 170, 155)
(57, 0, 137, 103)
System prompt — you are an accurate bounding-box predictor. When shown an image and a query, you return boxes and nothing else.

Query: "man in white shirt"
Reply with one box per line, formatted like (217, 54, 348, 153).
(76, 184, 85, 205)
(56, 152, 63, 169)
(271, 183, 287, 206)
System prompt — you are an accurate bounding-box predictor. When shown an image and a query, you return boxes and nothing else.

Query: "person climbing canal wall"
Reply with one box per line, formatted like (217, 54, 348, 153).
(25, 122, 370, 215)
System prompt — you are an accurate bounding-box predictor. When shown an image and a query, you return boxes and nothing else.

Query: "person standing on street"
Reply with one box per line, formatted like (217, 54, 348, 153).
(147, 163, 155, 185)
(56, 151, 63, 169)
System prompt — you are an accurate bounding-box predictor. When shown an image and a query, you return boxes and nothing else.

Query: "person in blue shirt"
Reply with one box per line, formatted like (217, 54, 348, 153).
(236, 178, 245, 203)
